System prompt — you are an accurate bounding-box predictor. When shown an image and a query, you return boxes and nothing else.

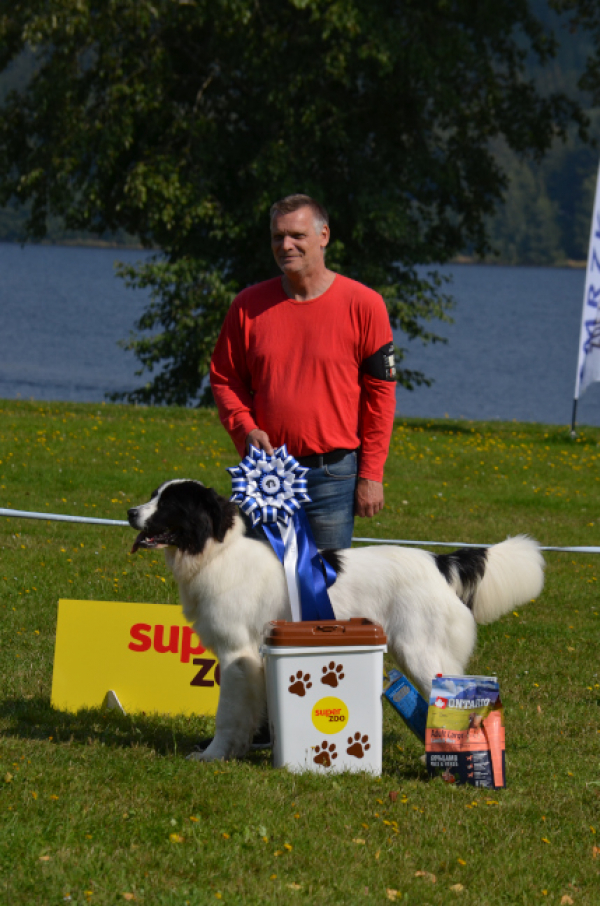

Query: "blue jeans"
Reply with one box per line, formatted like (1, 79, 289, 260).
(302, 450, 357, 550)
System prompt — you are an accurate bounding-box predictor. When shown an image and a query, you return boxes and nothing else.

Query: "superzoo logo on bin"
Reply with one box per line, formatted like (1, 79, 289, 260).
(312, 697, 349, 734)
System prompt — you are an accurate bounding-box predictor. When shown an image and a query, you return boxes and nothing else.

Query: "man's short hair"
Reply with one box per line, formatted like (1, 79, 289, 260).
(270, 194, 329, 232)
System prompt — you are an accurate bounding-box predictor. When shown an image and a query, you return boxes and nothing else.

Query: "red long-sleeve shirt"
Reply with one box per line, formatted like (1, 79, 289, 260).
(210, 274, 396, 482)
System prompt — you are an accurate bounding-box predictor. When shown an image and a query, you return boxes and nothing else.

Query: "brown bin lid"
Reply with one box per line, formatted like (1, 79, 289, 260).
(263, 617, 387, 648)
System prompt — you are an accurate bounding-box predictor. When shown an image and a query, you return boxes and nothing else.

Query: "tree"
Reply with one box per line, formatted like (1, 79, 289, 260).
(0, 0, 587, 404)
(551, 1, 600, 102)
(485, 144, 566, 265)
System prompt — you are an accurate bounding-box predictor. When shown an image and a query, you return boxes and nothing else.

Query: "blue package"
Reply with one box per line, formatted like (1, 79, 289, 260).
(383, 669, 428, 742)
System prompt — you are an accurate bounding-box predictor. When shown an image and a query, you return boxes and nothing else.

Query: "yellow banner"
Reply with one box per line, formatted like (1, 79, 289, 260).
(51, 599, 220, 716)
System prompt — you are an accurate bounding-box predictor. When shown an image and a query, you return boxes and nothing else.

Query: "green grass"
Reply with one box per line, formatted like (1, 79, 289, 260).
(1, 399, 599, 905)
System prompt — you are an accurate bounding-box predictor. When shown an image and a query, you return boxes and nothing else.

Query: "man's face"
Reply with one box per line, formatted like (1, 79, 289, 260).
(270, 206, 330, 278)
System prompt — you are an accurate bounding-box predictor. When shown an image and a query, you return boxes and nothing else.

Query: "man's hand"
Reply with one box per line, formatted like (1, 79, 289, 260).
(355, 478, 384, 518)
(245, 429, 274, 455)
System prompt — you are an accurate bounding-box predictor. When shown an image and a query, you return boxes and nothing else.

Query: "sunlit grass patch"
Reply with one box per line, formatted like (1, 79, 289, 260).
(1, 400, 599, 904)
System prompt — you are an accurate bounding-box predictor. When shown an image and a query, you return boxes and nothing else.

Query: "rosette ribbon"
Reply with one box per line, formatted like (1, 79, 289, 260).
(228, 445, 336, 621)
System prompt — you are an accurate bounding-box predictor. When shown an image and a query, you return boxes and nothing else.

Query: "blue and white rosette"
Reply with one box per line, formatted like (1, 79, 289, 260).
(228, 445, 336, 621)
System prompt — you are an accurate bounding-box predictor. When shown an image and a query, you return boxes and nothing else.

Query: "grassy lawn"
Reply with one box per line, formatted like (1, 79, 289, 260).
(1, 399, 599, 906)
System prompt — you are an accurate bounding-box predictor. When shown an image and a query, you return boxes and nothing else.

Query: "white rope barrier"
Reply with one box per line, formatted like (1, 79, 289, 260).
(352, 536, 600, 554)
(0, 507, 598, 553)
(0, 508, 129, 527)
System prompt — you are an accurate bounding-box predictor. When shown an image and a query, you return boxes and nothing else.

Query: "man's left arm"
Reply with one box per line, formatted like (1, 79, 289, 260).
(357, 337, 397, 518)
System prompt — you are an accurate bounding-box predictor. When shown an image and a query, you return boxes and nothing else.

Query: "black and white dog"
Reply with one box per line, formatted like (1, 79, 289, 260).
(128, 480, 544, 762)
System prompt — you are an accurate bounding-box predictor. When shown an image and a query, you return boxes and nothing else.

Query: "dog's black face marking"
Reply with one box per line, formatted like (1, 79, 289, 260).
(129, 482, 237, 556)
(435, 547, 487, 610)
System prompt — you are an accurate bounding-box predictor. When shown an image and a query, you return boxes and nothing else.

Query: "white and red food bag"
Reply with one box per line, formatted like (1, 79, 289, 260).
(425, 675, 505, 789)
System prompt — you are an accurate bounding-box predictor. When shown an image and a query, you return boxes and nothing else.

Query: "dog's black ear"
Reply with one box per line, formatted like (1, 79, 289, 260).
(199, 487, 237, 543)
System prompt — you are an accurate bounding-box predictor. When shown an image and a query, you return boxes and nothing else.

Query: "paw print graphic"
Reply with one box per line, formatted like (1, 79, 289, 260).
(346, 732, 370, 759)
(320, 661, 345, 688)
(288, 671, 312, 697)
(313, 741, 337, 768)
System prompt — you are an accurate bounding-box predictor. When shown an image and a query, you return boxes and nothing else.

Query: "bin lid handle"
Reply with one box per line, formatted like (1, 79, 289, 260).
(315, 624, 345, 633)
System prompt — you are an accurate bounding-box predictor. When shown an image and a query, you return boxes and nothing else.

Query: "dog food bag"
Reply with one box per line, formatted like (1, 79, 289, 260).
(425, 675, 505, 789)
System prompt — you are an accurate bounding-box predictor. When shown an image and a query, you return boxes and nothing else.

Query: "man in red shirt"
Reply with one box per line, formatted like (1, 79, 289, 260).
(210, 194, 396, 549)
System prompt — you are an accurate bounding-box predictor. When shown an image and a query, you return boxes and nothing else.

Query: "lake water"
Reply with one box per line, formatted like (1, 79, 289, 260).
(0, 243, 151, 403)
(1, 242, 599, 427)
(395, 263, 600, 428)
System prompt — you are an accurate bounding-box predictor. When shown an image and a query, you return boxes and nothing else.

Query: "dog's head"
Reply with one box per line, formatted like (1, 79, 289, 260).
(128, 480, 237, 557)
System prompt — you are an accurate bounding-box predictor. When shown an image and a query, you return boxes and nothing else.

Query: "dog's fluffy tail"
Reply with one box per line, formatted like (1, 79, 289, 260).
(435, 535, 544, 625)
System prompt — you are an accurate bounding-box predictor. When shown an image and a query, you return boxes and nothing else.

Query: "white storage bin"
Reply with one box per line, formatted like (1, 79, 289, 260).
(261, 619, 387, 774)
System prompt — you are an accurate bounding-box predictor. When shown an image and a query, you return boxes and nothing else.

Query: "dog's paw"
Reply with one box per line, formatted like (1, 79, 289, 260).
(313, 741, 337, 768)
(288, 670, 312, 697)
(321, 661, 345, 688)
(186, 748, 212, 762)
(346, 732, 370, 759)
(186, 743, 226, 763)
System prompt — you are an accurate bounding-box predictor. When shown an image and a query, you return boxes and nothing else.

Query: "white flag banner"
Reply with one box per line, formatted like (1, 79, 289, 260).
(575, 160, 600, 401)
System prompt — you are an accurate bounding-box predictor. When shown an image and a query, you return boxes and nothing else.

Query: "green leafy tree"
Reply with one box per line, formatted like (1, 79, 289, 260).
(485, 142, 566, 265)
(551, 1, 600, 101)
(0, 1, 587, 404)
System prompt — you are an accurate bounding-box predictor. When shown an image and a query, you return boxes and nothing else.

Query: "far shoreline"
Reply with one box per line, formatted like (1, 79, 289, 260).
(0, 237, 588, 268)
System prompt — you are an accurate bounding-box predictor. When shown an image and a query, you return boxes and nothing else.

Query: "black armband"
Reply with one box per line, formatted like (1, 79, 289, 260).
(361, 342, 396, 381)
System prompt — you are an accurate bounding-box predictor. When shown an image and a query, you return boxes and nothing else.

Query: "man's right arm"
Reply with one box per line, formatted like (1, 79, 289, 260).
(210, 304, 259, 457)
(245, 428, 274, 455)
